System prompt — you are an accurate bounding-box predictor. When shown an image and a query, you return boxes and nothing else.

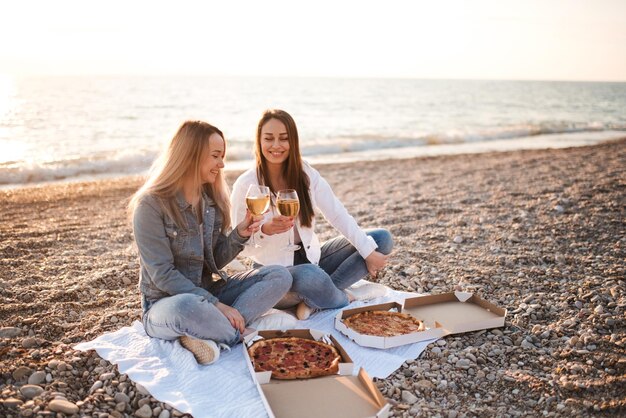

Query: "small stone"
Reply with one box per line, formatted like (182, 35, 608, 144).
(448, 411, 458, 418)
(28, 371, 46, 385)
(575, 301, 583, 309)
(401, 390, 418, 404)
(415, 379, 435, 391)
(116, 402, 127, 412)
(138, 397, 152, 407)
(431, 347, 441, 355)
(0, 327, 22, 338)
(436, 340, 447, 346)
(21, 408, 34, 417)
(12, 366, 32, 381)
(554, 205, 565, 213)
(22, 337, 38, 348)
(2, 397, 24, 407)
(455, 359, 471, 369)
(568, 336, 579, 347)
(48, 399, 79, 414)
(114, 392, 130, 403)
(594, 305, 604, 314)
(20, 385, 44, 399)
(135, 404, 153, 418)
(158, 410, 171, 418)
(521, 340, 535, 349)
(100, 372, 116, 381)
(110, 316, 119, 323)
(453, 235, 463, 244)
(136, 383, 150, 396)
(89, 380, 103, 393)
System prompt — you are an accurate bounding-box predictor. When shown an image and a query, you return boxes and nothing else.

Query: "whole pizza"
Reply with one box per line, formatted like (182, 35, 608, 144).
(248, 337, 341, 380)
(343, 310, 426, 337)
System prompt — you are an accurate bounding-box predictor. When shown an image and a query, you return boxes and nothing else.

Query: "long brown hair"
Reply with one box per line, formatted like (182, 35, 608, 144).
(129, 120, 231, 230)
(255, 109, 314, 227)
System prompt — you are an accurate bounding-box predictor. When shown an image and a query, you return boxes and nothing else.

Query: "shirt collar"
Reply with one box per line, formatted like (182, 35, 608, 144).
(174, 188, 216, 210)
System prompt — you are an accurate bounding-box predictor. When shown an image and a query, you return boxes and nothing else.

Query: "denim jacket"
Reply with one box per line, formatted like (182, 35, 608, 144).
(133, 190, 248, 306)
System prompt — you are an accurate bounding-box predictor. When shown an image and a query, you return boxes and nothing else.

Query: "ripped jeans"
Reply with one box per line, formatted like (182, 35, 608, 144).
(142, 265, 292, 346)
(281, 228, 394, 310)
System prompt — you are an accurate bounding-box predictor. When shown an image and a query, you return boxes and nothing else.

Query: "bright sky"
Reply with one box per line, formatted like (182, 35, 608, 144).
(0, 0, 625, 81)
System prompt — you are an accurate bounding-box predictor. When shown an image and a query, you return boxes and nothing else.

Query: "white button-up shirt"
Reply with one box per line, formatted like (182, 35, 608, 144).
(230, 162, 377, 267)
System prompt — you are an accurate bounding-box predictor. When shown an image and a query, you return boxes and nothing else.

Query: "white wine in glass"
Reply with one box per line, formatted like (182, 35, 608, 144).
(245, 185, 270, 248)
(276, 189, 300, 251)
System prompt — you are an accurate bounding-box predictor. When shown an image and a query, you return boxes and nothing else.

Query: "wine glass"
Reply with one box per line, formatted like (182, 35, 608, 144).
(276, 189, 301, 252)
(245, 185, 270, 248)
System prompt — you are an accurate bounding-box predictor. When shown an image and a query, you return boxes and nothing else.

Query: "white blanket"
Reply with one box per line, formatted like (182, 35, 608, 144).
(74, 288, 436, 418)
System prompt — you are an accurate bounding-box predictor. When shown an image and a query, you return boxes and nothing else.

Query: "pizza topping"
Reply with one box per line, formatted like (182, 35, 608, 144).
(248, 337, 341, 380)
(344, 310, 426, 337)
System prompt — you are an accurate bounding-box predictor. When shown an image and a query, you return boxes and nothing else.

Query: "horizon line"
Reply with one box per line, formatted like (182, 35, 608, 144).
(2, 73, 625, 83)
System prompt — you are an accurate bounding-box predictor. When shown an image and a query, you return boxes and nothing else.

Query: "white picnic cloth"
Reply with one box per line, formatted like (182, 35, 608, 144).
(74, 286, 436, 418)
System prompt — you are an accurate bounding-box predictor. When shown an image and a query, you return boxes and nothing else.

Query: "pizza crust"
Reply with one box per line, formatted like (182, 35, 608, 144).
(248, 337, 341, 380)
(343, 310, 426, 337)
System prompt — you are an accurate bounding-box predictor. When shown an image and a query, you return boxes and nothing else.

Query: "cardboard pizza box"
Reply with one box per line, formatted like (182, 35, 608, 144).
(243, 329, 390, 418)
(335, 292, 507, 349)
(402, 292, 507, 334)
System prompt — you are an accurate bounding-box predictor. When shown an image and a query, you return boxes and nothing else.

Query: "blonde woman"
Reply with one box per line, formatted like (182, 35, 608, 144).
(129, 121, 292, 365)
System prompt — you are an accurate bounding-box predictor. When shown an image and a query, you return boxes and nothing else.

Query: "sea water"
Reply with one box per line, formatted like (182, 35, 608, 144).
(1, 76, 624, 186)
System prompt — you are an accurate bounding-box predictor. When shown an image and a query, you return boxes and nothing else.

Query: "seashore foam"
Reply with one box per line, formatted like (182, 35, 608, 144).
(1, 130, 624, 190)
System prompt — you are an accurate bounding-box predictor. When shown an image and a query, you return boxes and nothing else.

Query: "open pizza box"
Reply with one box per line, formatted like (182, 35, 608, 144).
(335, 291, 507, 349)
(243, 329, 390, 418)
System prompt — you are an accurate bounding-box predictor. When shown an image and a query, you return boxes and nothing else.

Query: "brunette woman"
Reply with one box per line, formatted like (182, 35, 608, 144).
(231, 110, 392, 320)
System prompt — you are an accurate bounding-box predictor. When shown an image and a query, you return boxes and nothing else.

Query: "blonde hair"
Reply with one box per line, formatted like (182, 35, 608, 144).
(129, 120, 231, 230)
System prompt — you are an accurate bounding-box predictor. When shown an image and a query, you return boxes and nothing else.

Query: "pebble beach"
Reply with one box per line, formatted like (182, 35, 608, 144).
(1, 138, 624, 417)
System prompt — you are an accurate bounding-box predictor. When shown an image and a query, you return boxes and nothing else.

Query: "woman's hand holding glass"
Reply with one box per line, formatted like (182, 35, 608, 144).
(276, 189, 301, 251)
(260, 215, 294, 235)
(236, 210, 263, 239)
(244, 185, 270, 247)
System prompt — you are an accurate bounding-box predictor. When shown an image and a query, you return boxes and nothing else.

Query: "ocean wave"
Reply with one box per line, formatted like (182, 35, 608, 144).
(0, 153, 157, 185)
(2, 123, 624, 186)
(298, 122, 626, 156)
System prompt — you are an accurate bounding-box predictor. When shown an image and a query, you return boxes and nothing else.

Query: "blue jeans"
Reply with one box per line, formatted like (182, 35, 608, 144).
(287, 228, 393, 310)
(142, 265, 292, 346)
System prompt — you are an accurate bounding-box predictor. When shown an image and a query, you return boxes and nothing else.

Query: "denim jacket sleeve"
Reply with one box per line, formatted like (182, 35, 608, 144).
(210, 207, 248, 270)
(134, 196, 217, 303)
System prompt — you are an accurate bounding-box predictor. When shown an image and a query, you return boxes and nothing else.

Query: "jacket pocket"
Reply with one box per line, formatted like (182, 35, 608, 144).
(164, 223, 189, 258)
